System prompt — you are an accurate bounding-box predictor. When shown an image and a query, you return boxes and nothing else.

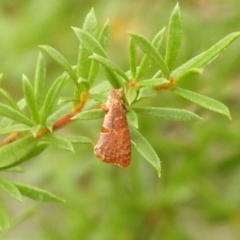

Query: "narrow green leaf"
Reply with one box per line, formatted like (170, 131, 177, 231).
(129, 125, 161, 175)
(152, 28, 166, 49)
(90, 54, 129, 81)
(77, 45, 92, 81)
(77, 8, 98, 82)
(98, 19, 110, 49)
(132, 107, 201, 121)
(90, 81, 111, 94)
(173, 87, 231, 119)
(42, 134, 74, 152)
(12, 182, 65, 202)
(83, 8, 98, 37)
(165, 3, 182, 70)
(40, 45, 78, 86)
(175, 68, 204, 82)
(40, 75, 67, 124)
(57, 97, 77, 105)
(0, 104, 34, 126)
(0, 124, 30, 135)
(136, 28, 166, 80)
(73, 109, 104, 120)
(3, 141, 45, 170)
(172, 32, 240, 77)
(129, 33, 170, 78)
(129, 37, 137, 79)
(67, 136, 93, 145)
(88, 61, 99, 86)
(126, 88, 137, 105)
(152, 70, 162, 78)
(73, 28, 108, 57)
(78, 78, 90, 92)
(14, 142, 48, 168)
(34, 53, 47, 108)
(22, 75, 40, 123)
(0, 136, 38, 169)
(126, 109, 138, 129)
(0, 99, 26, 128)
(88, 19, 111, 85)
(0, 178, 22, 202)
(30, 125, 43, 138)
(0, 88, 20, 111)
(0, 203, 10, 231)
(89, 93, 107, 103)
(137, 78, 168, 87)
(137, 87, 157, 101)
(102, 66, 123, 88)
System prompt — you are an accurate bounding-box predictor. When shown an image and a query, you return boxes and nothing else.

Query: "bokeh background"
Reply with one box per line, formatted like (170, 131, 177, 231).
(1, 0, 240, 239)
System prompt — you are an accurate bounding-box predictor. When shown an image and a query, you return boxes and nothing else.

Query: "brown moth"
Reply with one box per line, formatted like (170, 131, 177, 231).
(94, 88, 131, 167)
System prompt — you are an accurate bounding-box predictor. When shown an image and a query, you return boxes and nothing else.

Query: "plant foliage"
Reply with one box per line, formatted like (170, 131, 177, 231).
(0, 4, 239, 230)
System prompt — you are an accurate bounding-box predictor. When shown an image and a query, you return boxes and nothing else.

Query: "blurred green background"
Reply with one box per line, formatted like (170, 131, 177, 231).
(1, 0, 240, 239)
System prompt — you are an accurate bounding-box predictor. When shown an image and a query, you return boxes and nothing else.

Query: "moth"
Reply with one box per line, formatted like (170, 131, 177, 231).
(94, 88, 131, 167)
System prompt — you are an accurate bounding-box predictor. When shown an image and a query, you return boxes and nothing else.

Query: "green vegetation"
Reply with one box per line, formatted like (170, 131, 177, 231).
(0, 1, 240, 239)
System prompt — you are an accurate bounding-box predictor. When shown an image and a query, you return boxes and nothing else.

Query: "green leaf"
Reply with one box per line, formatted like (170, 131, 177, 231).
(40, 75, 67, 124)
(126, 109, 138, 129)
(22, 75, 40, 123)
(90, 81, 111, 95)
(98, 19, 110, 49)
(73, 109, 104, 120)
(132, 107, 201, 121)
(0, 136, 38, 169)
(90, 54, 129, 81)
(88, 19, 111, 84)
(0, 99, 26, 128)
(172, 32, 240, 77)
(77, 8, 98, 82)
(175, 68, 204, 82)
(136, 28, 166, 80)
(67, 136, 93, 145)
(12, 182, 65, 202)
(0, 141, 47, 171)
(34, 53, 47, 108)
(73, 28, 108, 57)
(89, 93, 106, 103)
(78, 78, 90, 92)
(126, 88, 137, 105)
(42, 134, 74, 152)
(0, 178, 22, 202)
(102, 66, 123, 88)
(0, 104, 34, 126)
(0, 124, 30, 135)
(165, 3, 182, 70)
(40, 45, 78, 87)
(129, 33, 170, 78)
(137, 78, 168, 87)
(30, 125, 43, 138)
(173, 87, 231, 119)
(129, 125, 161, 175)
(83, 8, 98, 37)
(137, 87, 157, 101)
(0, 203, 10, 231)
(0, 88, 20, 111)
(129, 37, 137, 79)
